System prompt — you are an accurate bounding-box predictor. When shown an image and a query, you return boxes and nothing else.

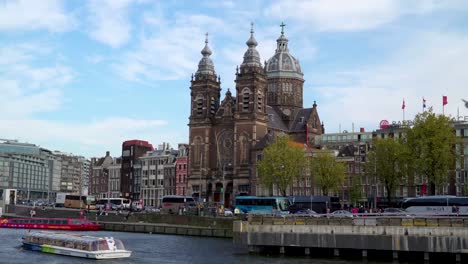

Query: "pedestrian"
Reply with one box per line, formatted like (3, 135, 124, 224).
(30, 208, 36, 218)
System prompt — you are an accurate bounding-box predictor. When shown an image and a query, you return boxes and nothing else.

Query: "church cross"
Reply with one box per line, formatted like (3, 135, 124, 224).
(280, 22, 286, 35)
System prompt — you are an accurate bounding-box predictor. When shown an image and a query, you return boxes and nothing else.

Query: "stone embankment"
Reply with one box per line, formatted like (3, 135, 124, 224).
(234, 215, 468, 263)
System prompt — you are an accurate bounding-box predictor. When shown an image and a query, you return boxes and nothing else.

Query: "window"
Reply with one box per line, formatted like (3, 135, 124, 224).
(210, 96, 216, 115)
(196, 95, 203, 115)
(257, 92, 263, 112)
(242, 88, 250, 112)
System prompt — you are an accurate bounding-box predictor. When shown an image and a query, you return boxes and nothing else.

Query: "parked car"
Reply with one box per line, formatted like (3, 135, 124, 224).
(294, 209, 320, 217)
(330, 210, 354, 218)
(224, 208, 234, 217)
(144, 206, 160, 213)
(383, 208, 404, 214)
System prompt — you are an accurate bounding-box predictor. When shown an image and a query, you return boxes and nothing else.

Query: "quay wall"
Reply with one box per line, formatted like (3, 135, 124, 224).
(100, 222, 232, 238)
(234, 216, 468, 262)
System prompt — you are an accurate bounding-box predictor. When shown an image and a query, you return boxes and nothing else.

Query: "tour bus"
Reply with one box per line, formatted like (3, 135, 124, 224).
(288, 196, 341, 214)
(96, 198, 131, 210)
(161, 195, 196, 214)
(401, 196, 468, 215)
(234, 196, 290, 215)
(63, 195, 97, 209)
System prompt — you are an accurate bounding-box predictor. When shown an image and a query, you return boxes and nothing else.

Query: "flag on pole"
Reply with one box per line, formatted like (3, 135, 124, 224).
(443, 95, 448, 106)
(402, 99, 406, 110)
(423, 97, 426, 109)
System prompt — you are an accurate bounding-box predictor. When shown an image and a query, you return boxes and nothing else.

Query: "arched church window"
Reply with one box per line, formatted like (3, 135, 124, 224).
(242, 87, 250, 112)
(193, 136, 202, 166)
(239, 134, 250, 164)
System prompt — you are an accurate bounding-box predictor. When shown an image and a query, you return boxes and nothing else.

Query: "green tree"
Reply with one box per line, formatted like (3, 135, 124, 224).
(309, 151, 346, 196)
(257, 136, 306, 196)
(366, 137, 408, 205)
(406, 108, 457, 195)
(349, 176, 362, 206)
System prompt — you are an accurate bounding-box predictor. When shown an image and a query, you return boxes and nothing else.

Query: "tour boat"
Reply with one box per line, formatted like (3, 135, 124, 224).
(0, 217, 100, 231)
(22, 231, 132, 259)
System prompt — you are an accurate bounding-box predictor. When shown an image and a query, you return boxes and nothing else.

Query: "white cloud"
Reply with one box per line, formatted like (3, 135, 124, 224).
(0, 43, 74, 118)
(313, 32, 468, 132)
(0, 117, 168, 157)
(87, 0, 135, 47)
(0, 0, 74, 32)
(115, 13, 227, 81)
(265, 0, 468, 32)
(265, 0, 398, 31)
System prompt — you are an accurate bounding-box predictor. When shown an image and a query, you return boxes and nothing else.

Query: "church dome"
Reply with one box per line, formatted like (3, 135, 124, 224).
(265, 27, 303, 80)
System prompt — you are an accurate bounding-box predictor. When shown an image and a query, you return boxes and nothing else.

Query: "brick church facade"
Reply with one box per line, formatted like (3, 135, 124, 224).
(187, 24, 324, 206)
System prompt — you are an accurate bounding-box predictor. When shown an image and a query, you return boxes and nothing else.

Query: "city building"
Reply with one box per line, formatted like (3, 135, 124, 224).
(140, 143, 178, 207)
(54, 152, 84, 194)
(175, 144, 189, 195)
(89, 151, 113, 199)
(455, 120, 468, 195)
(0, 140, 52, 200)
(0, 139, 64, 201)
(121, 140, 154, 200)
(313, 131, 374, 205)
(108, 157, 122, 198)
(187, 24, 324, 205)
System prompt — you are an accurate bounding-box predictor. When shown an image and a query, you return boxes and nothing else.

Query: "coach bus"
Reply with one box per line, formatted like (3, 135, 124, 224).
(234, 196, 290, 215)
(63, 195, 97, 209)
(288, 196, 341, 214)
(401, 196, 468, 215)
(161, 195, 196, 214)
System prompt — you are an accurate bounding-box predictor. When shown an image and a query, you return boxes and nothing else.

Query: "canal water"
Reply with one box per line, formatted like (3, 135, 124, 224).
(0, 229, 393, 264)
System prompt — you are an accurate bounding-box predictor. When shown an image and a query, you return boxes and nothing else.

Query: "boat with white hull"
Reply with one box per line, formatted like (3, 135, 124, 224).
(22, 231, 131, 259)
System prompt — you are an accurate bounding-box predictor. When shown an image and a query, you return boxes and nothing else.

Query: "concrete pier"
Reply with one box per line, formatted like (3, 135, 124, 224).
(233, 216, 468, 262)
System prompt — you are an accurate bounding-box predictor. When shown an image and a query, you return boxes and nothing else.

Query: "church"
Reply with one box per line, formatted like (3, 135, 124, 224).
(187, 23, 324, 206)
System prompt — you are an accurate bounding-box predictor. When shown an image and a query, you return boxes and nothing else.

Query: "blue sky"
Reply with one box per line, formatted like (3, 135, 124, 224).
(1, 0, 467, 158)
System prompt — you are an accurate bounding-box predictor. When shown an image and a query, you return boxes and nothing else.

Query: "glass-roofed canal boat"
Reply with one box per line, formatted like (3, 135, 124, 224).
(22, 231, 132, 259)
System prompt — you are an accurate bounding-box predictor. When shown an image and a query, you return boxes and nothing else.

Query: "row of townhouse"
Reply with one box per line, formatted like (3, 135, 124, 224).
(89, 141, 189, 208)
(304, 119, 468, 207)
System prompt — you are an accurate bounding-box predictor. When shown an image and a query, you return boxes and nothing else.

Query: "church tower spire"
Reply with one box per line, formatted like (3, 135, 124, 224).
(240, 23, 262, 69)
(190, 33, 221, 121)
(196, 33, 216, 77)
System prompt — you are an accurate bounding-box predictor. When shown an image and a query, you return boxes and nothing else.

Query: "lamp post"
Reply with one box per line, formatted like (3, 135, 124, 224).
(105, 169, 110, 211)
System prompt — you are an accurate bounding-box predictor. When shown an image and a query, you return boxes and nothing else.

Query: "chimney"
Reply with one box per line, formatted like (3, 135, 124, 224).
(105, 151, 110, 157)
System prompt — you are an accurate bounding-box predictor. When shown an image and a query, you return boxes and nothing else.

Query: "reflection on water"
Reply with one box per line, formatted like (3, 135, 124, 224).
(0, 228, 390, 264)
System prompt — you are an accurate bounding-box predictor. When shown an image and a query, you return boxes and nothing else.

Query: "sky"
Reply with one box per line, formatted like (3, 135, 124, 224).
(1, 0, 467, 159)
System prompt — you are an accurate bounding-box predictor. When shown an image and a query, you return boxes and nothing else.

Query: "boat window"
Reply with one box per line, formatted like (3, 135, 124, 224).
(98, 240, 109, 251)
(65, 241, 74, 248)
(114, 239, 125, 250)
(91, 241, 98, 251)
(61, 220, 68, 225)
(12, 220, 18, 223)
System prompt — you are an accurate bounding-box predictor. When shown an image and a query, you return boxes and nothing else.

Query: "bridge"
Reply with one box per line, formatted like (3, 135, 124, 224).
(233, 215, 468, 263)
